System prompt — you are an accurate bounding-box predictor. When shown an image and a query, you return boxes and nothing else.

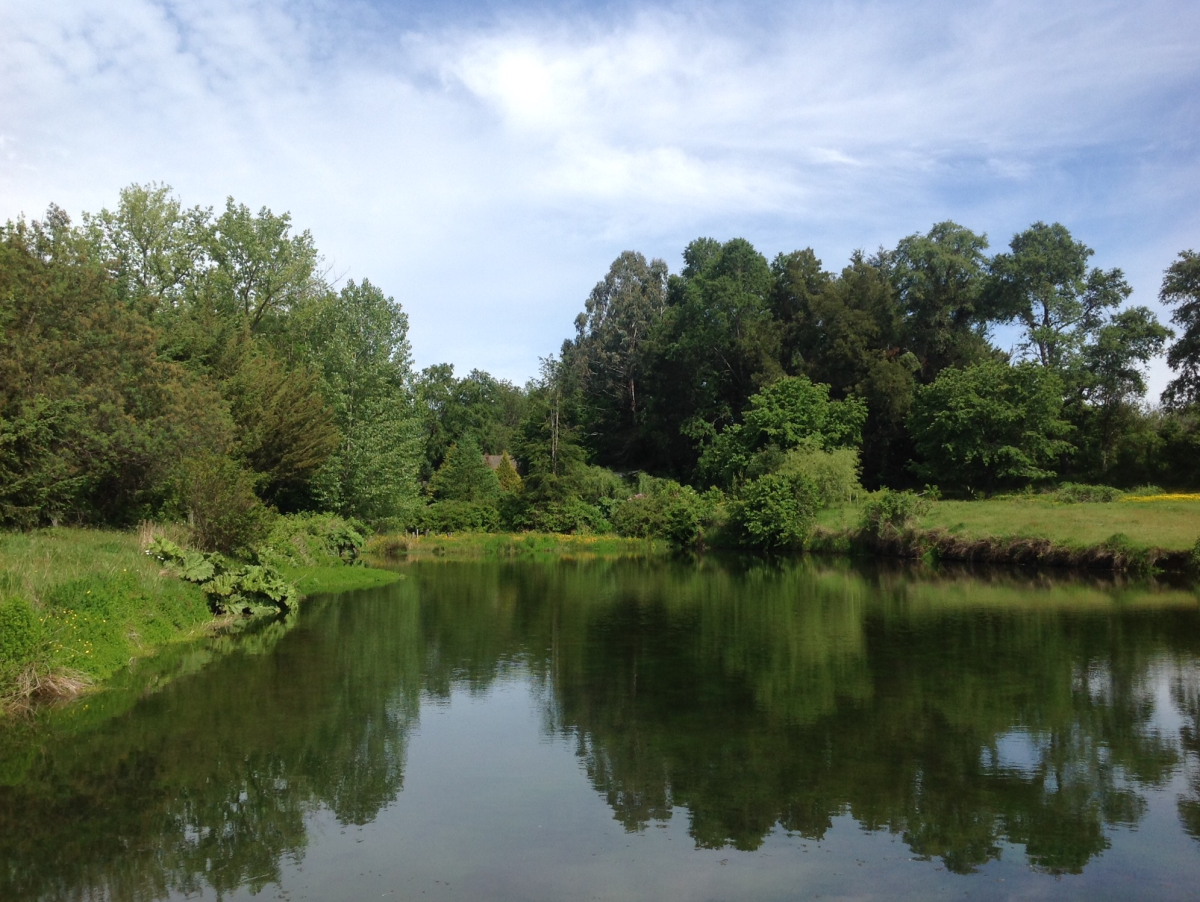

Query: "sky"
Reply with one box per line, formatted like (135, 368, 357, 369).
(2, 0, 1198, 393)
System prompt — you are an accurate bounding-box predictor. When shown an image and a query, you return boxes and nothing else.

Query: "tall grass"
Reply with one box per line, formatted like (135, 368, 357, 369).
(0, 529, 213, 711)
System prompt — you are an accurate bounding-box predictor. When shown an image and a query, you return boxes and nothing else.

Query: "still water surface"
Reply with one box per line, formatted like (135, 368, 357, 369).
(3, 558, 1200, 901)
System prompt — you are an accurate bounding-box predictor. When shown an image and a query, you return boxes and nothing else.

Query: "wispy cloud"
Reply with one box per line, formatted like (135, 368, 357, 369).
(2, 0, 1198, 388)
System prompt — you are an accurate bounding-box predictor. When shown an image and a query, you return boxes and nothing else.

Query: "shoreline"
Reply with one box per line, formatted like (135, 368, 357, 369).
(0, 528, 401, 717)
(808, 526, 1193, 574)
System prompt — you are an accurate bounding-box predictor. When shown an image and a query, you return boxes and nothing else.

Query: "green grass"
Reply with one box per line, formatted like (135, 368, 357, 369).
(0, 529, 213, 705)
(368, 531, 662, 561)
(817, 498, 1200, 552)
(0, 528, 400, 712)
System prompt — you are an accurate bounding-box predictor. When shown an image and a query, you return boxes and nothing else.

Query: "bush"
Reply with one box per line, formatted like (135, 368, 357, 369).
(517, 500, 611, 535)
(860, 489, 930, 536)
(418, 500, 501, 534)
(611, 477, 721, 550)
(1047, 483, 1124, 503)
(145, 538, 295, 614)
(172, 452, 276, 555)
(260, 513, 366, 567)
(734, 473, 819, 552)
(777, 446, 862, 508)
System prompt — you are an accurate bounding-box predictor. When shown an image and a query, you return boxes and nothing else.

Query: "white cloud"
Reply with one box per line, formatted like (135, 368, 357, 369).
(1, 0, 1198, 391)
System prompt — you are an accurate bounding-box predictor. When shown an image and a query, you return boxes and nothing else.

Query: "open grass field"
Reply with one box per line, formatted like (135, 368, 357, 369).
(817, 497, 1200, 552)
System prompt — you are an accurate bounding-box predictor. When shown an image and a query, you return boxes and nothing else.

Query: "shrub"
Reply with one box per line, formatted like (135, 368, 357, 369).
(734, 473, 819, 552)
(611, 477, 721, 550)
(1048, 483, 1124, 503)
(777, 446, 862, 508)
(495, 452, 523, 494)
(172, 452, 276, 555)
(419, 500, 501, 534)
(518, 500, 611, 535)
(260, 513, 366, 567)
(860, 489, 930, 536)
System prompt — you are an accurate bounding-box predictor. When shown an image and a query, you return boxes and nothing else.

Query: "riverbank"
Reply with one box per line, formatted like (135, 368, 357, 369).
(0, 528, 400, 714)
(368, 531, 662, 561)
(813, 497, 1200, 572)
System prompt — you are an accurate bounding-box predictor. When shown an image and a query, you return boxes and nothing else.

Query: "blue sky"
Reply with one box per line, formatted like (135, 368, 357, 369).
(2, 0, 1198, 394)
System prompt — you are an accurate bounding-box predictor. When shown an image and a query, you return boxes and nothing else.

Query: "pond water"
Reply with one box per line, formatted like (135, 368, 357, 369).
(3, 558, 1200, 901)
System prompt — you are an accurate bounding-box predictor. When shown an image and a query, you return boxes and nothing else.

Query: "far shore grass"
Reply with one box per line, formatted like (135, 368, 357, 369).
(367, 531, 662, 562)
(0, 528, 399, 714)
(817, 497, 1200, 552)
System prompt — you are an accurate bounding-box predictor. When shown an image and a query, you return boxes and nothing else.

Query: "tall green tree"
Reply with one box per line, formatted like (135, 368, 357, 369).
(82, 182, 212, 314)
(513, 356, 587, 501)
(892, 221, 993, 378)
(770, 248, 832, 374)
(1068, 307, 1170, 478)
(299, 280, 421, 522)
(0, 213, 233, 527)
(567, 250, 669, 466)
(908, 360, 1074, 492)
(1160, 250, 1200, 408)
(987, 222, 1132, 372)
(207, 200, 320, 332)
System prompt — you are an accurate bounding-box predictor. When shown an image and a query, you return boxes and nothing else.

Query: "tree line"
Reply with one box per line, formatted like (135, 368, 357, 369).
(2, 184, 1199, 549)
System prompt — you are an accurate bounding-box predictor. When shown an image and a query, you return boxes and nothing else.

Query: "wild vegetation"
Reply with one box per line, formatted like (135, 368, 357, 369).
(3, 182, 1200, 699)
(0, 514, 395, 710)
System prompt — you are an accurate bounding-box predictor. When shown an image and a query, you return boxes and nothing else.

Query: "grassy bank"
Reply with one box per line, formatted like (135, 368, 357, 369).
(0, 528, 399, 713)
(368, 531, 662, 561)
(814, 497, 1200, 571)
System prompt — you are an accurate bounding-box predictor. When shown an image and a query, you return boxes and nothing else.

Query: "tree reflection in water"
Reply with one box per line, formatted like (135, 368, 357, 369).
(2, 558, 1199, 901)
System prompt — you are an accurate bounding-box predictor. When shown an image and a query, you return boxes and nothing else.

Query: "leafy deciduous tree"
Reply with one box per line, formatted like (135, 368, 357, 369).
(908, 360, 1074, 491)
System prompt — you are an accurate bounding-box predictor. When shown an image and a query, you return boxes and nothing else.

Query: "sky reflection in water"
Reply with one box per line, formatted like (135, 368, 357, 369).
(2, 558, 1199, 901)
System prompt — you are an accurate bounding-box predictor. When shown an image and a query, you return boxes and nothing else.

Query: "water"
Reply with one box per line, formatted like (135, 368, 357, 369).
(3, 557, 1200, 901)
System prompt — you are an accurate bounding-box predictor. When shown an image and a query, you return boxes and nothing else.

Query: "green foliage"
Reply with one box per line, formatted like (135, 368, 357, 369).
(742, 376, 868, 450)
(218, 339, 341, 508)
(909, 360, 1074, 491)
(1047, 483, 1124, 503)
(892, 221, 993, 377)
(611, 477, 722, 550)
(172, 452, 276, 555)
(207, 199, 320, 331)
(777, 446, 863, 509)
(495, 452, 523, 493)
(427, 436, 500, 503)
(0, 598, 43, 676)
(512, 355, 587, 498)
(565, 250, 670, 466)
(300, 280, 422, 523)
(1161, 250, 1200, 408)
(419, 500, 501, 534)
(987, 222, 1132, 371)
(860, 489, 930, 536)
(697, 376, 866, 489)
(0, 216, 235, 528)
(414, 364, 527, 480)
(260, 513, 366, 567)
(145, 537, 296, 614)
(513, 500, 611, 535)
(733, 473, 819, 551)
